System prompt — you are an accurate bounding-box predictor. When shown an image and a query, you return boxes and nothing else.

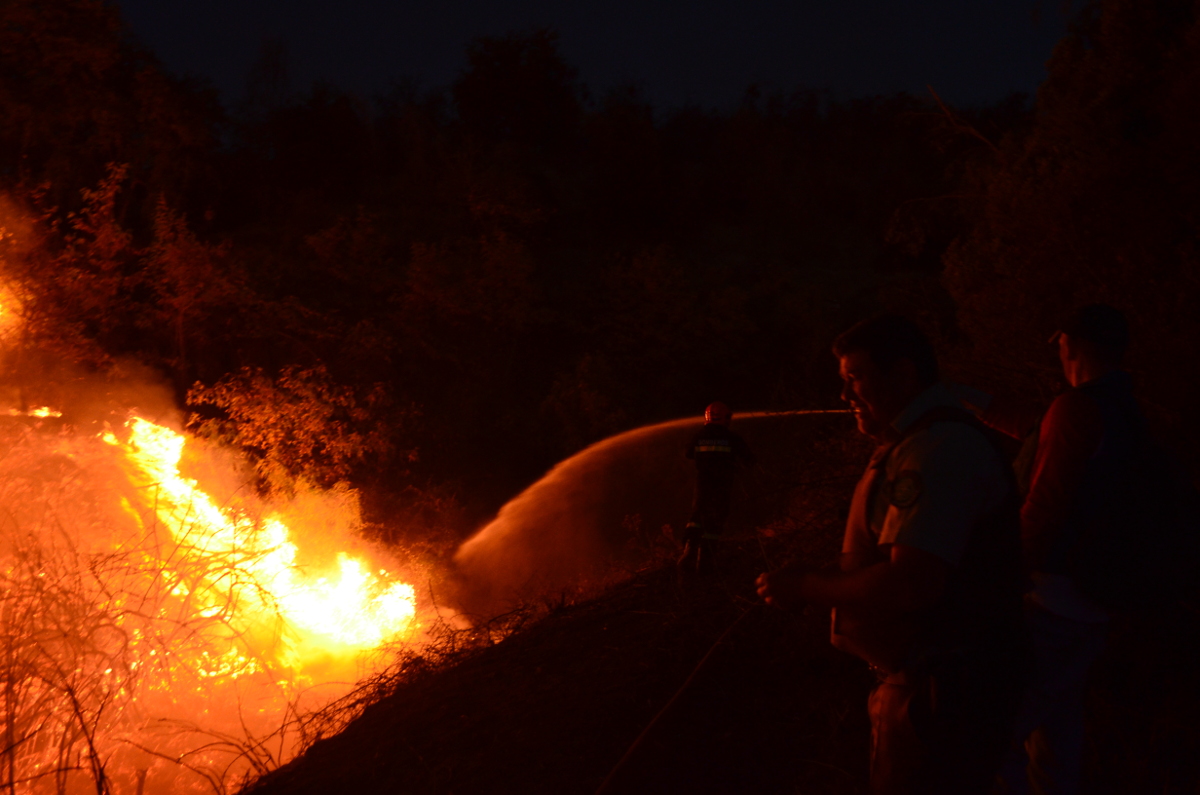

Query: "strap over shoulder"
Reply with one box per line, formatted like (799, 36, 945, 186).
(903, 404, 985, 438)
(889, 403, 1015, 469)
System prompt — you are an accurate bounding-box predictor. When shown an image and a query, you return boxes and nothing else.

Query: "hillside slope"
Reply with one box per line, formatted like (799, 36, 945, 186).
(244, 570, 872, 795)
(241, 410, 1200, 795)
(244, 422, 873, 795)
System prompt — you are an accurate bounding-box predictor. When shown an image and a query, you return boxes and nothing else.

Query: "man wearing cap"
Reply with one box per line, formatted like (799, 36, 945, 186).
(757, 315, 1025, 794)
(954, 304, 1135, 795)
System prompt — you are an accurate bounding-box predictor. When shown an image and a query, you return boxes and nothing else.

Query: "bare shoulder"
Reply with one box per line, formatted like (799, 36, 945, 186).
(1046, 389, 1102, 419)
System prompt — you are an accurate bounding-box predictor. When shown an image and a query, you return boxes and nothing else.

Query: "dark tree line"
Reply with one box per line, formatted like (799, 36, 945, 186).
(4, 0, 1194, 533)
(941, 0, 1200, 459)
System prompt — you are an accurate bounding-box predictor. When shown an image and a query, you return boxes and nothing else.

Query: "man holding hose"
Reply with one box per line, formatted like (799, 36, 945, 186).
(757, 315, 1026, 794)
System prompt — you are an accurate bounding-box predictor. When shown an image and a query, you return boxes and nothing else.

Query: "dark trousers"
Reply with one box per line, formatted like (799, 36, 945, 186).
(868, 657, 1021, 795)
(688, 484, 731, 539)
(996, 604, 1108, 795)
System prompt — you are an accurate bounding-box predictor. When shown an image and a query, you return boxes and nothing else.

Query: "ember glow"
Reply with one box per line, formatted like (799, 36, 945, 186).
(4, 407, 61, 417)
(0, 410, 419, 793)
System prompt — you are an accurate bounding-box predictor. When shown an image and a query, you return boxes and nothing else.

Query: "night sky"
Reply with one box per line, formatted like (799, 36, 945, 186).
(117, 0, 1071, 110)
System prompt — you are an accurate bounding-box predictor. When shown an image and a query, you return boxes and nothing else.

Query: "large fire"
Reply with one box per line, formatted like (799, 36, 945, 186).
(0, 410, 420, 793)
(110, 417, 415, 655)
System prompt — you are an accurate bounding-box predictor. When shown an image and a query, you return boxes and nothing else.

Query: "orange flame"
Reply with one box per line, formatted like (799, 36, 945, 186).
(105, 416, 417, 662)
(0, 209, 428, 791)
(1, 407, 426, 793)
(5, 406, 62, 417)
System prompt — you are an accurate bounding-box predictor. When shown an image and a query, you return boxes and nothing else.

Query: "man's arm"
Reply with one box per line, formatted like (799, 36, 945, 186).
(757, 420, 1002, 614)
(1021, 391, 1103, 569)
(838, 549, 876, 572)
(756, 543, 949, 613)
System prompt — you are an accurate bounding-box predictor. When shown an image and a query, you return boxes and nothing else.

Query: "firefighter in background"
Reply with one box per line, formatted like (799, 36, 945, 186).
(678, 401, 754, 575)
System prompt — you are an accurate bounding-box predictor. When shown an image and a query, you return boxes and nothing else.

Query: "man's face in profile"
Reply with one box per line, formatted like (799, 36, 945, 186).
(838, 349, 903, 440)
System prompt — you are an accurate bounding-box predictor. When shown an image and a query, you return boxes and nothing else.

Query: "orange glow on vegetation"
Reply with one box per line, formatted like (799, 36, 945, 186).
(5, 406, 61, 417)
(0, 284, 20, 341)
(0, 204, 421, 791)
(110, 416, 416, 655)
(0, 411, 419, 793)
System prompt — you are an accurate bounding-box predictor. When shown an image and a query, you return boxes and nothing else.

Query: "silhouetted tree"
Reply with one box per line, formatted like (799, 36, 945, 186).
(0, 10, 1029, 513)
(0, 0, 219, 215)
(453, 28, 583, 154)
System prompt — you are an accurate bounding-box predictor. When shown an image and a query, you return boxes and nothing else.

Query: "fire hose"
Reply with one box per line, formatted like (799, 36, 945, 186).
(592, 602, 761, 795)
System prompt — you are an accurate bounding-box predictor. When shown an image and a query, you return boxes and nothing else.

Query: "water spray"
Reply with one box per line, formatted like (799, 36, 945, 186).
(451, 409, 852, 619)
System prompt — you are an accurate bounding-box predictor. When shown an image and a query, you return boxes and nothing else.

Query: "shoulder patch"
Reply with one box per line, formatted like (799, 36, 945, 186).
(887, 469, 923, 509)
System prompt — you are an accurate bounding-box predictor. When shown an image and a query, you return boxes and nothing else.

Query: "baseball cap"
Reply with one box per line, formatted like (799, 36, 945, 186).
(1050, 304, 1130, 349)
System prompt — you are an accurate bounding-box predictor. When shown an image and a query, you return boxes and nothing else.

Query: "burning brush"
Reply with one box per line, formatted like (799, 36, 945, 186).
(0, 409, 419, 794)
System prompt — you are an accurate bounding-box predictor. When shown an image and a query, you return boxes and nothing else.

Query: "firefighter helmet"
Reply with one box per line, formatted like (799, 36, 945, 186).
(704, 402, 732, 425)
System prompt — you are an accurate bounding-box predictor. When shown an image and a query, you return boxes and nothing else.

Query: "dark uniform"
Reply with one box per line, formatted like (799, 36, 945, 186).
(834, 383, 1026, 794)
(680, 422, 754, 572)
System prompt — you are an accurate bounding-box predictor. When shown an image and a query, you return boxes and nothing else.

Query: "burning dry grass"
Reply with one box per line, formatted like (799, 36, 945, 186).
(0, 412, 428, 794)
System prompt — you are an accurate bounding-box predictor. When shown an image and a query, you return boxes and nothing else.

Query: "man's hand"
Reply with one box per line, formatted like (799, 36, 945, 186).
(756, 565, 808, 610)
(758, 544, 949, 613)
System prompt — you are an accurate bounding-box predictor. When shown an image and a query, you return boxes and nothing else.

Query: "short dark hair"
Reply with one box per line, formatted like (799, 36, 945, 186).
(832, 315, 939, 387)
(1059, 304, 1130, 351)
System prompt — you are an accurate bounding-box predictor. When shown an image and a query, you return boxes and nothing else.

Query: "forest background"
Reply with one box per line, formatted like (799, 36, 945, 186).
(1, 0, 1198, 561)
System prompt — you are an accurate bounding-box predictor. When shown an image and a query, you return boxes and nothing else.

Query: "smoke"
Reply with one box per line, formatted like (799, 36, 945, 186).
(450, 410, 850, 619)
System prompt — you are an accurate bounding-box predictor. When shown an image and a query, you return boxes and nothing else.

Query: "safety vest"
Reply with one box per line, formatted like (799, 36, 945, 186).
(832, 406, 1024, 674)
